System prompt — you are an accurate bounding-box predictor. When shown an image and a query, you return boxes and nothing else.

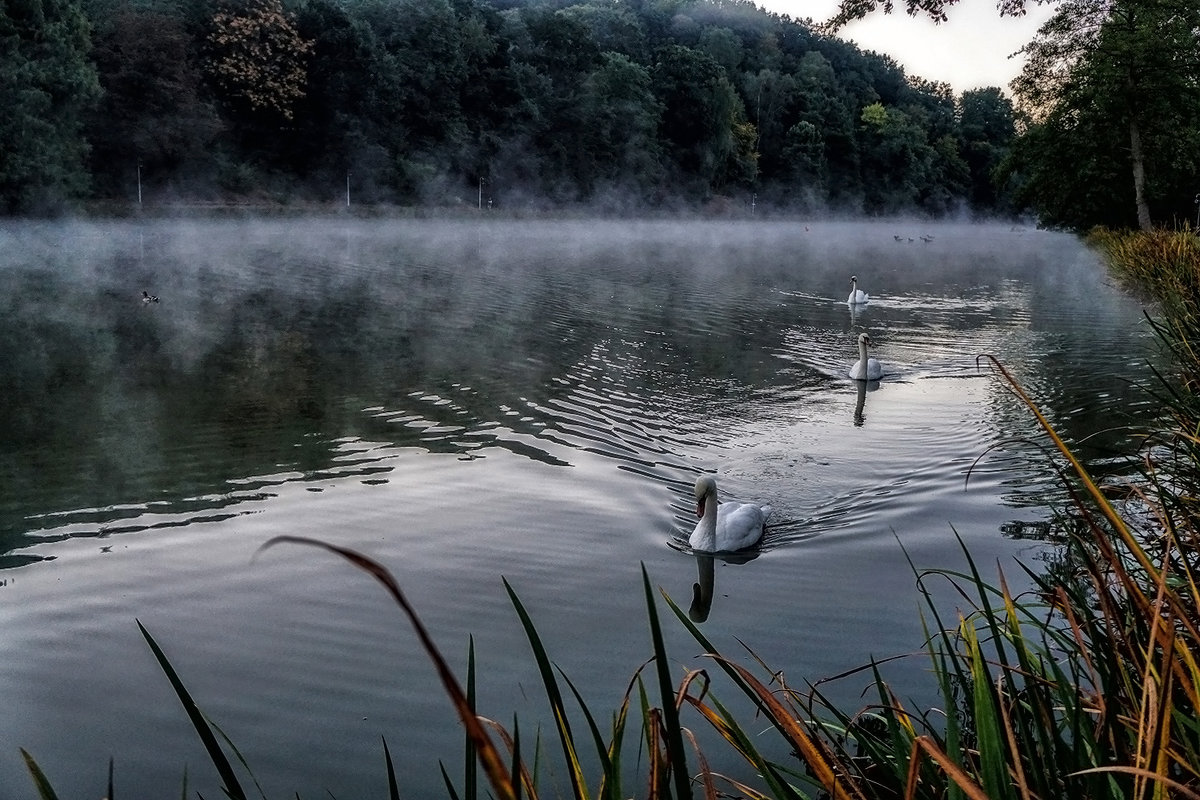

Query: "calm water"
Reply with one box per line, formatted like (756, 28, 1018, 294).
(0, 218, 1163, 797)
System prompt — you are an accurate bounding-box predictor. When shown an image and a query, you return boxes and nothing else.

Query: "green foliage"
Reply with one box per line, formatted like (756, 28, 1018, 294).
(1008, 0, 1200, 230)
(0, 0, 101, 213)
(43, 0, 1031, 213)
(86, 7, 222, 196)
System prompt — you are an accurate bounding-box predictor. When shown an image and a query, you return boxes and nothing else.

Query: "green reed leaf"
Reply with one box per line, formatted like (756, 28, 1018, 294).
(136, 620, 247, 800)
(502, 576, 589, 800)
(20, 749, 60, 800)
(641, 563, 692, 800)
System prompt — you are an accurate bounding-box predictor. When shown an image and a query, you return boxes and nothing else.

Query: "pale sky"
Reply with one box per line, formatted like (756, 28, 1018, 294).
(754, 0, 1057, 94)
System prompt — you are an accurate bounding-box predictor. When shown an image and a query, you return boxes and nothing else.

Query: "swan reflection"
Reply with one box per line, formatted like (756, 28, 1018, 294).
(690, 554, 715, 622)
(853, 372, 882, 426)
(686, 548, 760, 623)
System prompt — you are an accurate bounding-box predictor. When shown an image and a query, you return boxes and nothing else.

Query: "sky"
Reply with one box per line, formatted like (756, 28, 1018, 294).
(753, 0, 1058, 94)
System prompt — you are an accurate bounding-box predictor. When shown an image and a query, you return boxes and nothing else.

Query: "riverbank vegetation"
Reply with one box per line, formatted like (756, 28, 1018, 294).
(3, 0, 1197, 228)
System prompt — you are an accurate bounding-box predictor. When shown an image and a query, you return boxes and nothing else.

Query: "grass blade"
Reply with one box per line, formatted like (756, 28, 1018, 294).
(136, 620, 247, 800)
(258, 536, 517, 800)
(502, 576, 590, 800)
(641, 564, 692, 800)
(383, 738, 400, 800)
(19, 749, 60, 800)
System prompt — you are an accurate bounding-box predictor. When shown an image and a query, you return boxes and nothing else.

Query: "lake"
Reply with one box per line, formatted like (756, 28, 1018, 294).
(0, 217, 1163, 798)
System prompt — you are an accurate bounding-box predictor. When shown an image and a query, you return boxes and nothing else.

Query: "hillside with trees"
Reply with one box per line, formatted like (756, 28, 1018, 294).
(2, 0, 1196, 227)
(0, 0, 1018, 216)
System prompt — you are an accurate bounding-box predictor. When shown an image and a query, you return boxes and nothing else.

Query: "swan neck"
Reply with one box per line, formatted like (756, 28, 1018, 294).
(858, 338, 868, 362)
(693, 491, 718, 549)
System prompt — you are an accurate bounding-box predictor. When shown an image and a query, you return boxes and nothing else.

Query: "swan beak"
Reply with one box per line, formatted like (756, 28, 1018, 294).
(695, 497, 705, 519)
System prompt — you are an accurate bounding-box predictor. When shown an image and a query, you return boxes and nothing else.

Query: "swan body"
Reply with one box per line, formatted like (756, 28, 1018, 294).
(847, 275, 869, 305)
(849, 332, 882, 380)
(688, 475, 771, 553)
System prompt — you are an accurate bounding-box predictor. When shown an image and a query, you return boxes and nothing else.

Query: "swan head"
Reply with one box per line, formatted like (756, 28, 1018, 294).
(858, 332, 871, 346)
(694, 474, 718, 518)
(850, 275, 858, 285)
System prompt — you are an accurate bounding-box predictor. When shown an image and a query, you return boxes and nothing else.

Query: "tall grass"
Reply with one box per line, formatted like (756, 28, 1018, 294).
(22, 226, 1200, 799)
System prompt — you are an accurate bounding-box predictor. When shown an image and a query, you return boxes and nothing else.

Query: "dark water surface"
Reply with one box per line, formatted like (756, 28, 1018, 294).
(0, 218, 1163, 797)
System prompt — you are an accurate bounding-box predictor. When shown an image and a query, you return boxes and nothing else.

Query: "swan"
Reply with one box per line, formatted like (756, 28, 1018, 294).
(847, 275, 869, 305)
(849, 332, 882, 381)
(688, 475, 771, 553)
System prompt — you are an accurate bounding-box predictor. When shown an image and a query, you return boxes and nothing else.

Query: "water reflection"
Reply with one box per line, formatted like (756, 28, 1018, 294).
(687, 548, 760, 623)
(690, 554, 715, 622)
(854, 380, 868, 426)
(0, 219, 1170, 800)
(0, 219, 1163, 558)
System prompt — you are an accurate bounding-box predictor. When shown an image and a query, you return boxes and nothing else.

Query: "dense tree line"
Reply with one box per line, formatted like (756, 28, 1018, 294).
(3, 0, 1026, 217)
(5, 0, 1195, 225)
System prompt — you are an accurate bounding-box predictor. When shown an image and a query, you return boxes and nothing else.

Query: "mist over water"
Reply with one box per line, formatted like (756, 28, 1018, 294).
(0, 218, 1163, 797)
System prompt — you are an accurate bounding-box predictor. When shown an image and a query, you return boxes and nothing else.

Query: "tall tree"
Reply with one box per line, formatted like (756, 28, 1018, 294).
(652, 43, 756, 194)
(0, 0, 100, 212)
(205, 0, 312, 123)
(958, 87, 1016, 211)
(1011, 0, 1200, 229)
(87, 7, 221, 197)
(1015, 0, 1200, 229)
(832, 0, 1200, 229)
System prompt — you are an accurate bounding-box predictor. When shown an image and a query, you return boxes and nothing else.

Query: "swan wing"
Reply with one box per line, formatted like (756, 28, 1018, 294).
(715, 501, 769, 550)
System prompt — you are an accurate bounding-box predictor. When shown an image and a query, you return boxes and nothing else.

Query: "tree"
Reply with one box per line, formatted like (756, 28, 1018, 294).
(1012, 0, 1200, 229)
(0, 0, 100, 212)
(831, 0, 1200, 229)
(958, 87, 1016, 211)
(826, 0, 1031, 30)
(576, 51, 665, 200)
(205, 0, 312, 123)
(858, 100, 937, 211)
(652, 43, 757, 194)
(87, 7, 221, 196)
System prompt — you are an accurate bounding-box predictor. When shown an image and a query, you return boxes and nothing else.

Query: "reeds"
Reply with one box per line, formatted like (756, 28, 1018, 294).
(22, 225, 1200, 799)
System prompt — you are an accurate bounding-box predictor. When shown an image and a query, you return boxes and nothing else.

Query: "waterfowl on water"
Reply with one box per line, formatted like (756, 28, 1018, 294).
(142, 290, 159, 303)
(847, 275, 869, 305)
(688, 475, 772, 553)
(849, 332, 883, 381)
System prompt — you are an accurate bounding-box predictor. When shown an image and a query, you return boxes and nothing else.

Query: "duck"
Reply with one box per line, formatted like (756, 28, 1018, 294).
(688, 475, 771, 553)
(849, 332, 883, 381)
(847, 275, 869, 305)
(141, 290, 159, 304)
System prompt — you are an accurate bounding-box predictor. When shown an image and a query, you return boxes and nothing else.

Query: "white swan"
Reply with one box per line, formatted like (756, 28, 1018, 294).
(847, 275, 869, 305)
(688, 475, 771, 553)
(849, 332, 882, 381)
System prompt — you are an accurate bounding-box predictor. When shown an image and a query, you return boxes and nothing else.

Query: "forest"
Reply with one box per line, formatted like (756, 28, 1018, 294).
(1, 0, 1197, 228)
